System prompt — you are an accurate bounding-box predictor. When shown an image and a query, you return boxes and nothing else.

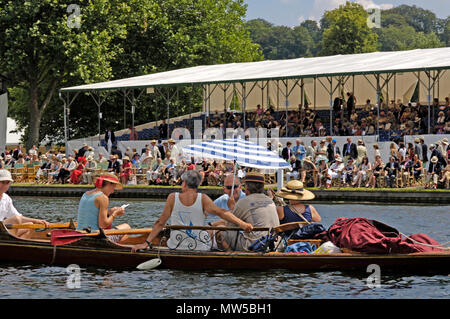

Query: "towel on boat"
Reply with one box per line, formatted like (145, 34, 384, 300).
(284, 242, 316, 254)
(323, 217, 443, 254)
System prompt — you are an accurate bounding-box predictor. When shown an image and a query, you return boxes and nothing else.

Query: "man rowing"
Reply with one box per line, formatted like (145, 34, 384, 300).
(213, 171, 281, 251)
(0, 169, 50, 238)
(131, 170, 252, 252)
(206, 173, 246, 223)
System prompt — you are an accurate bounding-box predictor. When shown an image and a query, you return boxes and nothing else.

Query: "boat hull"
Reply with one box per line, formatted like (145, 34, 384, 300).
(0, 227, 448, 273)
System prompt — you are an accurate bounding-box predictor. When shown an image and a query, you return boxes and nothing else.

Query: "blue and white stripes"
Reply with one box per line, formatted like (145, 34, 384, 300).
(182, 139, 290, 170)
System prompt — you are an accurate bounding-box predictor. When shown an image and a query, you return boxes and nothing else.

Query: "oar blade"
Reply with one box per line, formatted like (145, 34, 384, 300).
(136, 258, 162, 270)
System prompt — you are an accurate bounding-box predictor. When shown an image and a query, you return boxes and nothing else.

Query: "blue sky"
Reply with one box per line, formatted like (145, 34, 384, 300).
(244, 0, 450, 27)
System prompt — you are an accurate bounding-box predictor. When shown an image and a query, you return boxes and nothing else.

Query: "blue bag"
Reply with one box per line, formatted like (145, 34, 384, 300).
(284, 242, 317, 254)
(248, 234, 277, 252)
(291, 223, 326, 240)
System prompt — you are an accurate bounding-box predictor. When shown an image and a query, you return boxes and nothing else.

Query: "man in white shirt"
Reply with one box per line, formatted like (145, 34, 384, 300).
(168, 139, 180, 163)
(326, 156, 345, 188)
(57, 156, 76, 184)
(0, 169, 49, 238)
(28, 145, 38, 157)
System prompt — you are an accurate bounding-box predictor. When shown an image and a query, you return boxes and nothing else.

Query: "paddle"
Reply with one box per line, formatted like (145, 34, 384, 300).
(136, 223, 307, 271)
(51, 228, 153, 246)
(6, 222, 76, 230)
(166, 225, 271, 232)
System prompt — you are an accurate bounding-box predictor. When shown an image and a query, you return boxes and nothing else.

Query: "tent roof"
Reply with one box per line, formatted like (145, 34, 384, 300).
(60, 47, 450, 93)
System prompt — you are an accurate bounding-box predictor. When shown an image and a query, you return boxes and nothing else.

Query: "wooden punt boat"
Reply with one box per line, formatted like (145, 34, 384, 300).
(0, 222, 448, 273)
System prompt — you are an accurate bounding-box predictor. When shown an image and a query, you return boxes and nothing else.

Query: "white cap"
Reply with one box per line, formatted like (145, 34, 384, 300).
(0, 169, 14, 182)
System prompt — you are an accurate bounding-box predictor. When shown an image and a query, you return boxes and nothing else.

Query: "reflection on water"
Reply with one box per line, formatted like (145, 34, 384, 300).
(1, 197, 449, 299)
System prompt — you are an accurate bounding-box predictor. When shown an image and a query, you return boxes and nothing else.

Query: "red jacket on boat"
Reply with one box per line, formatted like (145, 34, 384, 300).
(322, 217, 443, 254)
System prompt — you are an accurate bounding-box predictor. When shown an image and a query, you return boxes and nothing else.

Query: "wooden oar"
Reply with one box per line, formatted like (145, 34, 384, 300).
(166, 225, 271, 232)
(167, 222, 307, 234)
(136, 223, 306, 271)
(51, 228, 153, 246)
(6, 222, 76, 230)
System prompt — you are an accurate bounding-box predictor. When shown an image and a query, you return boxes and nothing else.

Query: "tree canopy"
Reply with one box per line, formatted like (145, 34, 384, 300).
(245, 3, 448, 59)
(1, 0, 262, 146)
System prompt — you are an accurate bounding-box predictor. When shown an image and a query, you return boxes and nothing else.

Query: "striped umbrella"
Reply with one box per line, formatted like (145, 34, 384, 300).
(182, 138, 290, 170)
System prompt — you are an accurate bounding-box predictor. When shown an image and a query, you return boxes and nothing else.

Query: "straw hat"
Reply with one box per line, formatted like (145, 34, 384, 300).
(123, 156, 130, 161)
(0, 169, 14, 182)
(441, 138, 448, 145)
(275, 180, 315, 201)
(303, 156, 314, 164)
(243, 171, 265, 184)
(93, 173, 123, 190)
(431, 156, 438, 164)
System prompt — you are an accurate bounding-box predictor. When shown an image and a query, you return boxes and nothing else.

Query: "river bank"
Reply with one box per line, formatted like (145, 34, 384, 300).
(8, 184, 450, 204)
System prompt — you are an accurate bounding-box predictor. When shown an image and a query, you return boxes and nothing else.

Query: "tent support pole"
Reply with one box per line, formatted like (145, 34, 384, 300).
(329, 77, 333, 136)
(314, 76, 317, 111)
(376, 74, 381, 141)
(285, 80, 288, 137)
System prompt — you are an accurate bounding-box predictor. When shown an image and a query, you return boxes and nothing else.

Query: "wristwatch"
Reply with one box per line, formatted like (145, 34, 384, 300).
(145, 240, 152, 249)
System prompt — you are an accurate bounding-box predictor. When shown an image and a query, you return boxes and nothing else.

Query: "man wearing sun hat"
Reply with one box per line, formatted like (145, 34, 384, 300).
(0, 169, 50, 238)
(216, 171, 280, 251)
(425, 156, 442, 189)
(325, 155, 345, 188)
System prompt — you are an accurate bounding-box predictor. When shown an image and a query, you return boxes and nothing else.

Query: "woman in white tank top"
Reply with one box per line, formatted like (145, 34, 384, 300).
(131, 170, 253, 252)
(167, 192, 210, 250)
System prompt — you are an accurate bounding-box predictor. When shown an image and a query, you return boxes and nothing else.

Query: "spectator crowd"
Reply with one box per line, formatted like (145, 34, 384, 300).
(1, 131, 449, 189)
(1, 93, 449, 189)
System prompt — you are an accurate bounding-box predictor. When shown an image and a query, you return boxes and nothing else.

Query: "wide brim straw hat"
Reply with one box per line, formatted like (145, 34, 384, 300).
(243, 171, 265, 184)
(275, 180, 315, 201)
(93, 173, 123, 190)
(0, 169, 14, 182)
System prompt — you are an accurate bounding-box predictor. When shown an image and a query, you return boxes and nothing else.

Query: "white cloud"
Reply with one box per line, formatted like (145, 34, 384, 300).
(356, 0, 393, 10)
(309, 0, 346, 21)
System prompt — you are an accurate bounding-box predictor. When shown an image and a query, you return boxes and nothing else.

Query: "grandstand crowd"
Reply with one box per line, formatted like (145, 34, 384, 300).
(1, 94, 450, 189)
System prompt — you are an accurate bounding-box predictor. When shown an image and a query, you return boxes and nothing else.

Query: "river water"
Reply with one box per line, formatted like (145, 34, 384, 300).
(0, 197, 448, 300)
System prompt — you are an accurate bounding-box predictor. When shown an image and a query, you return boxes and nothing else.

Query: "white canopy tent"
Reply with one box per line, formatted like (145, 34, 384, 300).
(59, 47, 450, 149)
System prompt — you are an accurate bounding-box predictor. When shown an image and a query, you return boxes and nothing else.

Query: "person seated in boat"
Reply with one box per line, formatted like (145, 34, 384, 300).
(212, 171, 280, 252)
(0, 169, 50, 239)
(76, 172, 131, 244)
(131, 170, 253, 252)
(269, 180, 321, 236)
(206, 173, 246, 224)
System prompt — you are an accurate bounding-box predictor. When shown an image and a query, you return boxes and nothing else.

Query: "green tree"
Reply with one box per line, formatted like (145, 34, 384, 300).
(245, 18, 316, 60)
(378, 25, 444, 51)
(320, 1, 378, 56)
(2, 0, 263, 144)
(0, 0, 133, 149)
(384, 5, 439, 34)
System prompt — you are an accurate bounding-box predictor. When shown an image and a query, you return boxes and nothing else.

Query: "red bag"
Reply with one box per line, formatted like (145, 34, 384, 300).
(325, 217, 443, 254)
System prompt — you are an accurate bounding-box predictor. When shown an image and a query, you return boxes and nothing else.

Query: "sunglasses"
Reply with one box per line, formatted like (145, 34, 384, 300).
(0, 181, 12, 185)
(225, 185, 241, 189)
